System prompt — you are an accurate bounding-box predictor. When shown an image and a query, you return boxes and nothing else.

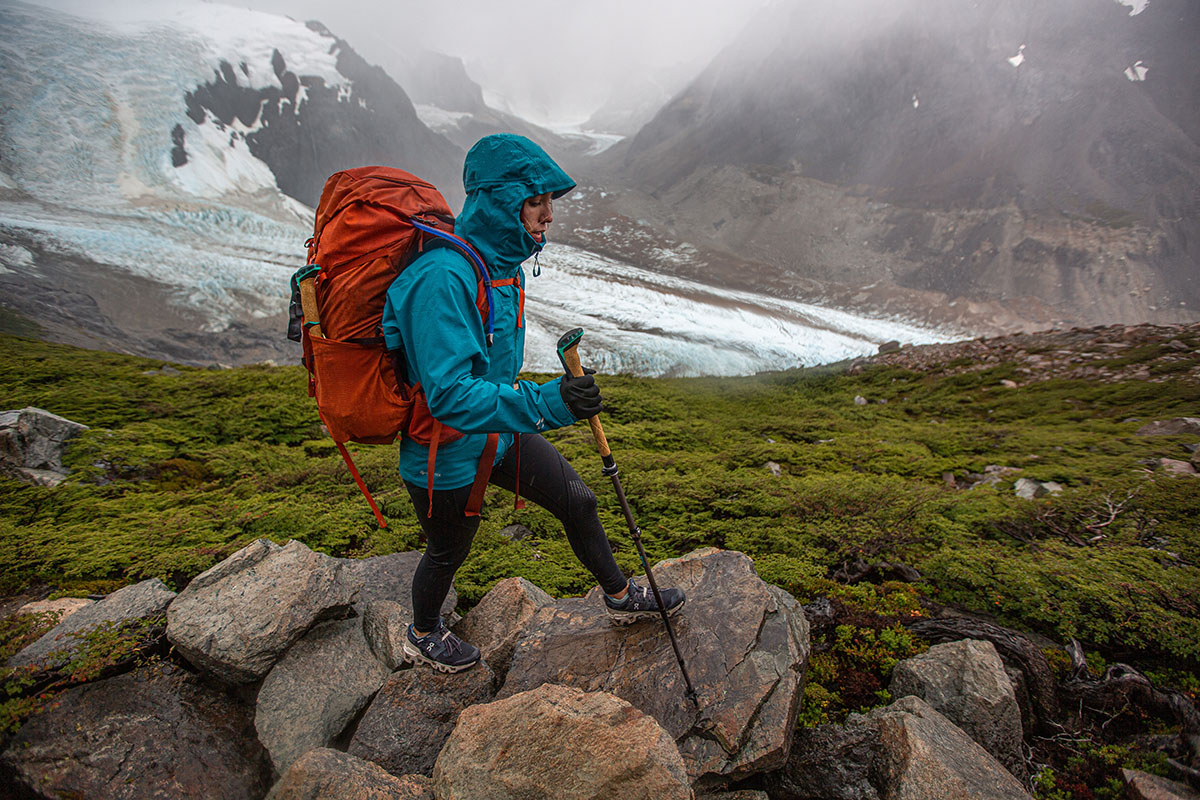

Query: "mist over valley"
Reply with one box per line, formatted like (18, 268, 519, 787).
(1, 0, 1197, 373)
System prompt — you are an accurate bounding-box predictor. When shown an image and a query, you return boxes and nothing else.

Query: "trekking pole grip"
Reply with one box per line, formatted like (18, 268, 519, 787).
(297, 265, 323, 339)
(556, 330, 612, 458)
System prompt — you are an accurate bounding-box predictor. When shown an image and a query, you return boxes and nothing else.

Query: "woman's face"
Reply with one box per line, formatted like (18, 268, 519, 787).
(521, 192, 554, 243)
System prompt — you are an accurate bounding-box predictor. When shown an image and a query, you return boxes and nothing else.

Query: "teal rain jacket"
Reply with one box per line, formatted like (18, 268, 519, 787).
(381, 134, 579, 490)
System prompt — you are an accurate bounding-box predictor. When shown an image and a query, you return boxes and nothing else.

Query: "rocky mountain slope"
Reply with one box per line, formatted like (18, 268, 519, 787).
(598, 0, 1200, 331)
(183, 20, 462, 209)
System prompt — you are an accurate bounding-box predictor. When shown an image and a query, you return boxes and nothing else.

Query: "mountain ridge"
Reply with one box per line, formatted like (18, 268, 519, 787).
(601, 0, 1200, 331)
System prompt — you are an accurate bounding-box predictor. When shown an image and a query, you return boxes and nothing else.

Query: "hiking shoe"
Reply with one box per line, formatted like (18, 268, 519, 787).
(604, 579, 685, 625)
(402, 620, 480, 673)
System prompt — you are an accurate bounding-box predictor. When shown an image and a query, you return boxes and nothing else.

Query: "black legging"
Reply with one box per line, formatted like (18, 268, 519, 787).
(406, 432, 628, 632)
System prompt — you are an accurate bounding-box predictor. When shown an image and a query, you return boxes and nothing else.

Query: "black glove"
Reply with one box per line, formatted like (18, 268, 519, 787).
(560, 368, 603, 419)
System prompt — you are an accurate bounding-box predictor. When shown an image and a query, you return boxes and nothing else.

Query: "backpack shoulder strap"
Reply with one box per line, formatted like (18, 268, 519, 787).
(409, 218, 497, 346)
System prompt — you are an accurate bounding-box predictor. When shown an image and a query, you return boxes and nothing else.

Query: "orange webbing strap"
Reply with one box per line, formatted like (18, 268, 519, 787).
(335, 441, 388, 528)
(426, 420, 443, 518)
(465, 433, 499, 517)
(490, 277, 524, 328)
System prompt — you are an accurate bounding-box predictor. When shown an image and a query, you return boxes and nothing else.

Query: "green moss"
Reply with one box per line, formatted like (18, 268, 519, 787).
(0, 333, 1197, 679)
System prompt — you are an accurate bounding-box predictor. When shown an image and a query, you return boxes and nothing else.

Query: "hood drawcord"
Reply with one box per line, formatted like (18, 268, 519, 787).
(532, 251, 542, 277)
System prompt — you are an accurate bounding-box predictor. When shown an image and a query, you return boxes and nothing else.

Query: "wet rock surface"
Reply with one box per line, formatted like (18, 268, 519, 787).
(433, 682, 692, 800)
(255, 617, 391, 775)
(0, 663, 268, 799)
(452, 575, 554, 681)
(0, 406, 88, 486)
(348, 660, 496, 778)
(166, 539, 357, 683)
(498, 548, 810, 786)
(8, 578, 174, 670)
(265, 748, 433, 800)
(890, 639, 1027, 779)
(866, 695, 1033, 800)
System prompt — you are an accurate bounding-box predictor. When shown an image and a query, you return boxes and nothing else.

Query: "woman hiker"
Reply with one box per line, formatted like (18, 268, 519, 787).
(381, 133, 685, 673)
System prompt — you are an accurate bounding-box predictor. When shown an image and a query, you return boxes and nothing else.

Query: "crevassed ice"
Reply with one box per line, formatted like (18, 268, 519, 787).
(2, 2, 959, 373)
(0, 2, 341, 207)
(519, 245, 956, 377)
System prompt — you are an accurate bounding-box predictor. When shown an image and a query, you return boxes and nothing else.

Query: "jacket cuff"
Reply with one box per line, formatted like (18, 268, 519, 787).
(539, 376, 577, 429)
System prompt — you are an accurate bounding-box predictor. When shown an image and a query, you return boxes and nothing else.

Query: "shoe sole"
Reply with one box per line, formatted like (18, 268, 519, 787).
(401, 640, 480, 673)
(605, 597, 685, 626)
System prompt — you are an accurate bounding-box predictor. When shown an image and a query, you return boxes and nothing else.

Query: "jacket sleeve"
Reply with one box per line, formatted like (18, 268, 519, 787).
(384, 252, 577, 434)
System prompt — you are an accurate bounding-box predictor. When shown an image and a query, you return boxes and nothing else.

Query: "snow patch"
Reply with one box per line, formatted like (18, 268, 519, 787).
(169, 115, 280, 198)
(414, 104, 474, 131)
(1124, 60, 1149, 81)
(0, 243, 35, 275)
(1115, 0, 1149, 15)
(911, 93, 920, 109)
(1008, 45, 1026, 68)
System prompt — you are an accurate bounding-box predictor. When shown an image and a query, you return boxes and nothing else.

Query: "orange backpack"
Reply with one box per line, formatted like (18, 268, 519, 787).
(289, 166, 512, 527)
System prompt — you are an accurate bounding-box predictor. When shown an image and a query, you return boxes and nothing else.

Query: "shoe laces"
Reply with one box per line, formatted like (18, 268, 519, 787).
(439, 627, 462, 656)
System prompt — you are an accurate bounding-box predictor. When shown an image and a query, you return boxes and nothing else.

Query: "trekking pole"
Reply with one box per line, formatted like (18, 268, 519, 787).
(557, 328, 700, 709)
(295, 264, 323, 339)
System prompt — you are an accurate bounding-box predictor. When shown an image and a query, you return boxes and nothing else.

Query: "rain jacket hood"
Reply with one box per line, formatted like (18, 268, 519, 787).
(456, 134, 575, 273)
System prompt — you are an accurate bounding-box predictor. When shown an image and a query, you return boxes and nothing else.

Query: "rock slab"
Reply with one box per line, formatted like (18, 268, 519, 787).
(8, 577, 174, 669)
(0, 406, 88, 486)
(767, 720, 883, 800)
(266, 748, 434, 800)
(866, 695, 1032, 800)
(349, 659, 496, 778)
(500, 548, 810, 786)
(890, 638, 1027, 779)
(771, 695, 1034, 800)
(255, 617, 391, 775)
(452, 575, 554, 680)
(167, 539, 357, 683)
(0, 664, 268, 799)
(433, 683, 692, 800)
(1136, 417, 1200, 436)
(16, 597, 94, 623)
(362, 599, 413, 671)
(1122, 768, 1200, 800)
(339, 550, 457, 618)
